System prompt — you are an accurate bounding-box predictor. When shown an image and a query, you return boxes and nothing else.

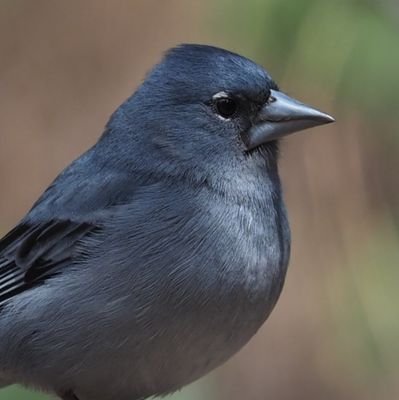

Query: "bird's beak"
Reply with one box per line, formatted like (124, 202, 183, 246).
(243, 89, 335, 150)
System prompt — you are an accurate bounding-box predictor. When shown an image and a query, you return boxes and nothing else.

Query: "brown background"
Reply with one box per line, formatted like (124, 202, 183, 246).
(0, 1, 398, 400)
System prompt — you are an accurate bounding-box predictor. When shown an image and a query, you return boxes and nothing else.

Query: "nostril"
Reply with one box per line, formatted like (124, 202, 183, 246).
(268, 96, 277, 104)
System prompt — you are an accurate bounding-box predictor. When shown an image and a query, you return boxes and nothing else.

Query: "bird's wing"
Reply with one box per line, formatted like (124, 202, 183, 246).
(0, 148, 145, 307)
(0, 220, 95, 306)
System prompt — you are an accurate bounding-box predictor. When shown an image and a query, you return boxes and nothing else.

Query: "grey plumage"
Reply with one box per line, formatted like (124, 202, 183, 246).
(0, 44, 333, 400)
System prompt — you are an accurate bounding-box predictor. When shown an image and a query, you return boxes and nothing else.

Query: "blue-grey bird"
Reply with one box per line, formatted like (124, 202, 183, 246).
(0, 44, 334, 400)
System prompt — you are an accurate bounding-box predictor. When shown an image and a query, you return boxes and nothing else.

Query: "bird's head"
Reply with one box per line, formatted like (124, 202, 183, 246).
(103, 44, 334, 183)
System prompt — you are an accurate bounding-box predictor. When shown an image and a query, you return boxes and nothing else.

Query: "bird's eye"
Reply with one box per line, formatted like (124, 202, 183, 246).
(215, 97, 237, 119)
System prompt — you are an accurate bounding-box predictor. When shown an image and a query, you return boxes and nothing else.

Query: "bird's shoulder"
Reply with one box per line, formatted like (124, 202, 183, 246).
(27, 147, 144, 222)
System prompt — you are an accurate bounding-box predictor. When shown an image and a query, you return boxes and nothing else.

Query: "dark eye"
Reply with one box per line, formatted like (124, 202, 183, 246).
(215, 97, 237, 119)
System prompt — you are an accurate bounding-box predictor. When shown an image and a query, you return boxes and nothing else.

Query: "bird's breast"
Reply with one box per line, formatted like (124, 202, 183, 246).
(203, 193, 290, 323)
(139, 189, 291, 389)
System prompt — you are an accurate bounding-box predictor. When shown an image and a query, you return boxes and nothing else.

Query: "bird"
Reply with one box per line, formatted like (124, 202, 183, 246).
(0, 44, 334, 400)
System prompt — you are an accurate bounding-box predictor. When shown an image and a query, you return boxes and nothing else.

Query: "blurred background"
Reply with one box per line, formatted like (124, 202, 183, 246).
(0, 0, 398, 399)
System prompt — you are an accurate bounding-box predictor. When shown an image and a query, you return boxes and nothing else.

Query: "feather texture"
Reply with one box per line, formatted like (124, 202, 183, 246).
(0, 221, 94, 306)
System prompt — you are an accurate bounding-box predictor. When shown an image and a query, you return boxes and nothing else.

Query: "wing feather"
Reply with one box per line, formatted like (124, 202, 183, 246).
(0, 220, 95, 306)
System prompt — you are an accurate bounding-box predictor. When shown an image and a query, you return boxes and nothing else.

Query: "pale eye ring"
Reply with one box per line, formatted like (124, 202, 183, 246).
(212, 92, 237, 119)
